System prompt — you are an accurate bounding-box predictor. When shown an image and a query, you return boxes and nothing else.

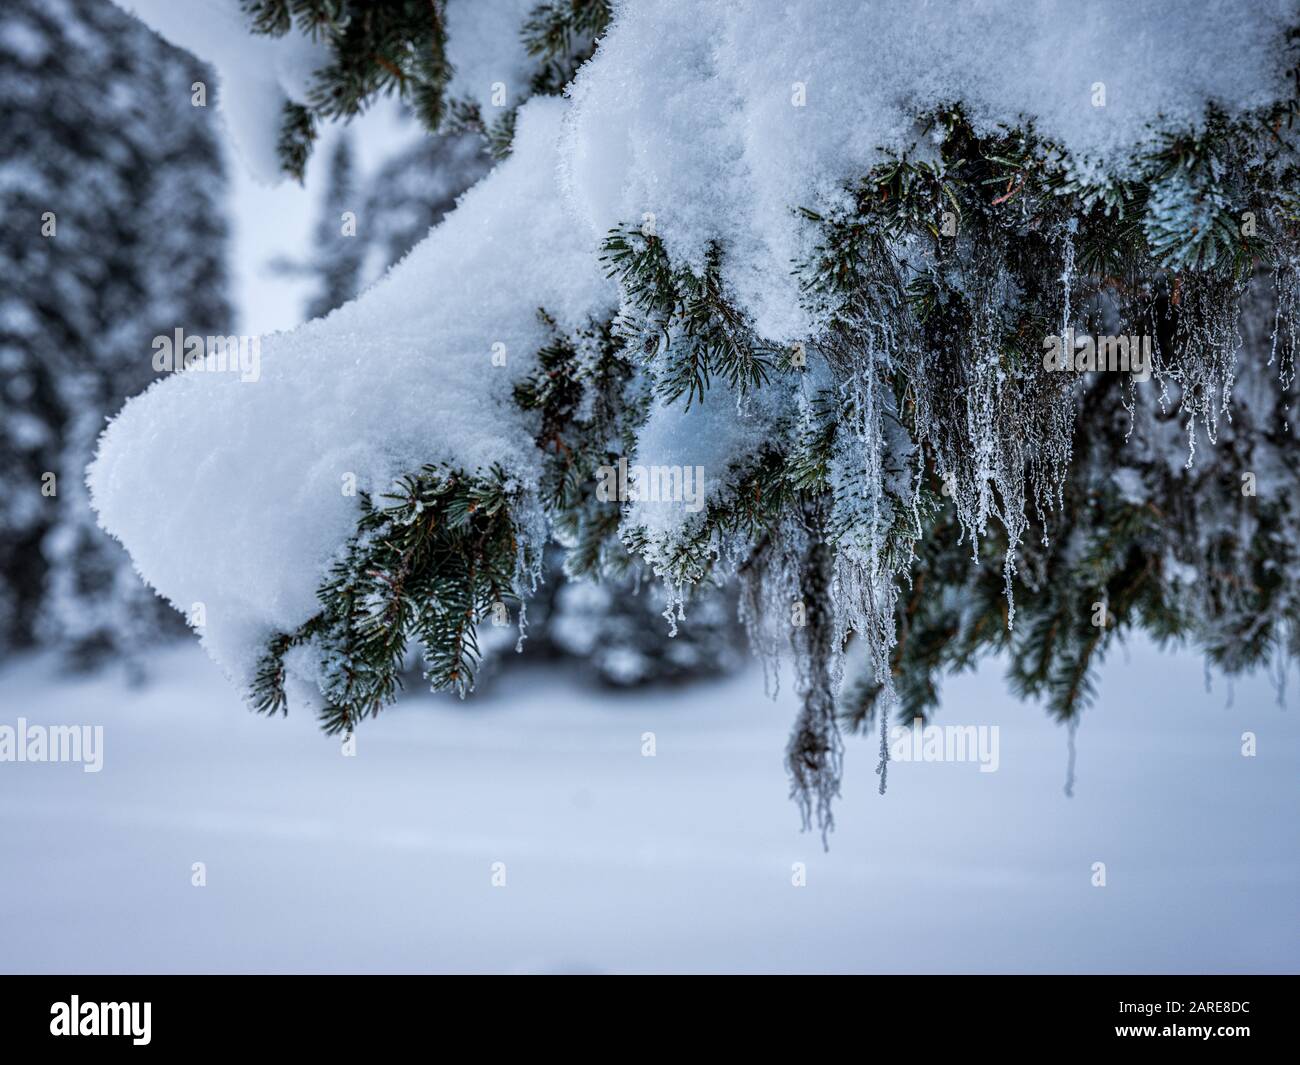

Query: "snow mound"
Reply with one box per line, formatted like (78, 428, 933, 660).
(89, 98, 615, 688)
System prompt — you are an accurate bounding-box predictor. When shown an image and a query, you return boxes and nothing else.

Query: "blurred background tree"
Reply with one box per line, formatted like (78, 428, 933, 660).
(0, 0, 231, 670)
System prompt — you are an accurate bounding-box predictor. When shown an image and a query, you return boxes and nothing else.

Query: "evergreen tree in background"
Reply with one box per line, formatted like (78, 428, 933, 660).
(272, 134, 366, 320)
(353, 128, 492, 280)
(273, 124, 491, 311)
(0, 0, 231, 666)
(302, 135, 365, 320)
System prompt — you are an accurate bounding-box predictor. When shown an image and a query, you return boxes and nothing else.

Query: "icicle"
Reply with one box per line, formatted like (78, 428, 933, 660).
(514, 598, 528, 654)
(1063, 716, 1079, 798)
(1271, 630, 1289, 710)
(660, 581, 683, 637)
(1271, 262, 1298, 392)
(1059, 225, 1077, 340)
(875, 692, 891, 795)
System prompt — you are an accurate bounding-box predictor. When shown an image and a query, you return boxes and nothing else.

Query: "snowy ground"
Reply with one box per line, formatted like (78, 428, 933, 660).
(0, 636, 1295, 974)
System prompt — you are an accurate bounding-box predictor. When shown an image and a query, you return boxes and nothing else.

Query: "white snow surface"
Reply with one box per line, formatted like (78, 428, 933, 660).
(90, 99, 615, 690)
(1, 638, 1295, 973)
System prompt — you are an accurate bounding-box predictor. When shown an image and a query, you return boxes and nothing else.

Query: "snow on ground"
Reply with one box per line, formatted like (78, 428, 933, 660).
(0, 636, 1295, 973)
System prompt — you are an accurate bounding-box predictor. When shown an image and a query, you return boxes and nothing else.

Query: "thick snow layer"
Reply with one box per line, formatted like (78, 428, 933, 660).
(562, 0, 1298, 340)
(1, 640, 1295, 973)
(90, 99, 615, 689)
(113, 0, 330, 183)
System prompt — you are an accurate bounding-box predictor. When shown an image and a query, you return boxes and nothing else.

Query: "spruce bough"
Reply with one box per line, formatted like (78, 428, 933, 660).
(218, 9, 1300, 838)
